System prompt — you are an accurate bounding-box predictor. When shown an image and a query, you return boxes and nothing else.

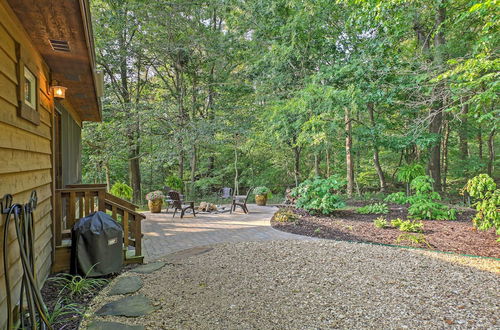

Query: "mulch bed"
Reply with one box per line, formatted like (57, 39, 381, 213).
(41, 264, 137, 330)
(272, 201, 500, 258)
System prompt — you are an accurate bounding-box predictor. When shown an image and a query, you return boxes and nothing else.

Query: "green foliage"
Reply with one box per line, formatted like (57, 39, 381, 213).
(464, 174, 500, 236)
(273, 209, 298, 222)
(396, 233, 431, 248)
(373, 217, 389, 229)
(391, 218, 404, 228)
(145, 190, 165, 201)
(45, 297, 82, 326)
(384, 192, 409, 205)
(291, 176, 345, 215)
(391, 218, 424, 233)
(407, 176, 457, 220)
(165, 175, 184, 192)
(110, 182, 133, 201)
(254, 186, 271, 195)
(49, 271, 108, 297)
(357, 203, 389, 215)
(396, 164, 425, 184)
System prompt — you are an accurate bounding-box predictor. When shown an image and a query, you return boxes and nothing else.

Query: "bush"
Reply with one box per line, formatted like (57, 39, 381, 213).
(165, 175, 183, 192)
(391, 218, 424, 233)
(254, 186, 271, 195)
(291, 176, 345, 215)
(357, 203, 389, 214)
(407, 176, 456, 220)
(274, 209, 298, 222)
(373, 217, 389, 229)
(464, 174, 500, 237)
(384, 192, 409, 205)
(396, 233, 430, 247)
(110, 182, 133, 201)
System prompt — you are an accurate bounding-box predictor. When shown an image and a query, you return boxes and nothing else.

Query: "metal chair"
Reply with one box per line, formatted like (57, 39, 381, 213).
(168, 191, 196, 218)
(217, 187, 233, 204)
(231, 188, 253, 214)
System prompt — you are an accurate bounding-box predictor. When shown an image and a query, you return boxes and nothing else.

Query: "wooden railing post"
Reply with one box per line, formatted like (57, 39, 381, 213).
(134, 214, 142, 257)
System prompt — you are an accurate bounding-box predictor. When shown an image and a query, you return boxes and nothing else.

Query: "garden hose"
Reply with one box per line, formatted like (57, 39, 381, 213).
(1, 192, 52, 330)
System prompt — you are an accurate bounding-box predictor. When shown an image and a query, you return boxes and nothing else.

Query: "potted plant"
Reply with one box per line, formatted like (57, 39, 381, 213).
(145, 190, 165, 213)
(254, 186, 271, 206)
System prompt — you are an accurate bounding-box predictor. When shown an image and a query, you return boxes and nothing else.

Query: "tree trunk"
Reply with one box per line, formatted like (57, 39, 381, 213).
(345, 107, 354, 198)
(293, 147, 301, 187)
(314, 152, 320, 177)
(458, 100, 469, 160)
(104, 162, 111, 192)
(129, 143, 141, 203)
(441, 119, 450, 191)
(326, 148, 331, 177)
(234, 148, 239, 195)
(368, 103, 386, 193)
(190, 146, 197, 184)
(487, 129, 495, 176)
(178, 149, 184, 180)
(478, 129, 483, 159)
(427, 0, 446, 192)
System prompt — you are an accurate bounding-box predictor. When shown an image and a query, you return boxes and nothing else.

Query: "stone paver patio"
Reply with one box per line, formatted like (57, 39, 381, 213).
(141, 204, 311, 261)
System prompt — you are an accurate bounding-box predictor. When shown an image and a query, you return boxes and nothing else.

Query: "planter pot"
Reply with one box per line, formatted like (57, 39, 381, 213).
(148, 199, 163, 213)
(255, 194, 268, 206)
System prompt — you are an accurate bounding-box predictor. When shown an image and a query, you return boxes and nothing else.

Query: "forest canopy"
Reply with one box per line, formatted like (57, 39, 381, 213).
(83, 0, 499, 203)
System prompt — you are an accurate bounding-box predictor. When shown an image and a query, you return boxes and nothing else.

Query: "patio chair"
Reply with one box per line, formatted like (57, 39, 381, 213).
(231, 188, 253, 214)
(217, 187, 233, 204)
(168, 191, 196, 218)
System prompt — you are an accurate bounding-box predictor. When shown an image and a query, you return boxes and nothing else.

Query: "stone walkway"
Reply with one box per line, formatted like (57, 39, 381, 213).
(141, 204, 311, 261)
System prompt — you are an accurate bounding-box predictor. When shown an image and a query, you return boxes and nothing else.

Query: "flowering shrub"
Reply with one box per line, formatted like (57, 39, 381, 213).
(145, 190, 165, 201)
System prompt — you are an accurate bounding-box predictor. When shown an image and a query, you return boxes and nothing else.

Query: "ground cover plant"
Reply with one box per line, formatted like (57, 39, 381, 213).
(272, 196, 499, 258)
(357, 203, 389, 214)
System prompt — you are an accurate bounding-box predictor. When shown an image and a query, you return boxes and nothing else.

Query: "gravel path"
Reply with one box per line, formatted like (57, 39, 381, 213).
(85, 240, 500, 329)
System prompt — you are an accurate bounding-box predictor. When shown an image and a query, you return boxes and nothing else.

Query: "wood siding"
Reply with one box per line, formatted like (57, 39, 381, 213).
(0, 0, 54, 326)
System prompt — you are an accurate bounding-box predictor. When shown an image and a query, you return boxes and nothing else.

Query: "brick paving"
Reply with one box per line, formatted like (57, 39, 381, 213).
(141, 204, 311, 261)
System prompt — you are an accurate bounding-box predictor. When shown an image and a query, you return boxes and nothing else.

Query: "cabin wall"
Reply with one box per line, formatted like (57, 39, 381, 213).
(58, 103, 82, 187)
(0, 0, 54, 326)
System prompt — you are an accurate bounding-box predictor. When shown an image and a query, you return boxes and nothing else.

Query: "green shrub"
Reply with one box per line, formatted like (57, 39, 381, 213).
(397, 163, 425, 194)
(396, 233, 430, 247)
(391, 218, 404, 228)
(291, 175, 345, 215)
(49, 267, 108, 297)
(373, 217, 389, 229)
(464, 174, 500, 237)
(384, 192, 409, 205)
(274, 210, 298, 222)
(110, 182, 133, 201)
(254, 186, 271, 195)
(407, 176, 456, 220)
(165, 175, 183, 192)
(357, 203, 389, 214)
(398, 220, 424, 233)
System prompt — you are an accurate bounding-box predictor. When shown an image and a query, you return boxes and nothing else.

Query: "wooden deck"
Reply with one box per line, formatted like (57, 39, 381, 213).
(52, 184, 145, 272)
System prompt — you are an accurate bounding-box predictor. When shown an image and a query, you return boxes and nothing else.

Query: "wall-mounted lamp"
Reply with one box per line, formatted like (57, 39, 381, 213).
(51, 82, 67, 99)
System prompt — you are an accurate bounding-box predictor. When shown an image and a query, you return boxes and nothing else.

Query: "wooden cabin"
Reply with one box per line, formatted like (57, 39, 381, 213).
(0, 0, 144, 326)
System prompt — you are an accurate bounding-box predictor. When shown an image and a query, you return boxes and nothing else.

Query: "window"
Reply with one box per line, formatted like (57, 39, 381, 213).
(24, 67, 36, 109)
(16, 43, 40, 125)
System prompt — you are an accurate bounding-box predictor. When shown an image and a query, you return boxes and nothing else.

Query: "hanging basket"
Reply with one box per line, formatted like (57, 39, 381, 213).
(148, 199, 163, 213)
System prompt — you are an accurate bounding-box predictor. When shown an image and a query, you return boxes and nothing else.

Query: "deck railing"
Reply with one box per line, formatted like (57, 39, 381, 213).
(53, 184, 145, 271)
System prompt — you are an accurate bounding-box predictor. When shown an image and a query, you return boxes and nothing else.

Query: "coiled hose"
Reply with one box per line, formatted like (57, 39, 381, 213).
(1, 191, 52, 329)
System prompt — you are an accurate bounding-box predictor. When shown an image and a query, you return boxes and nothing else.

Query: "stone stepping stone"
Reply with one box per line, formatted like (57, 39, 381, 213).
(108, 276, 143, 296)
(131, 261, 166, 274)
(95, 295, 158, 317)
(87, 321, 144, 330)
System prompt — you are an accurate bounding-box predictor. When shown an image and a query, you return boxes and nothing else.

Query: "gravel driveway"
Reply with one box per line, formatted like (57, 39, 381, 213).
(85, 240, 499, 329)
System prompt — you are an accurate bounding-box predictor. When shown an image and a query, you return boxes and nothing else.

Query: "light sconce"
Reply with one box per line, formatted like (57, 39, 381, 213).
(51, 82, 67, 99)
